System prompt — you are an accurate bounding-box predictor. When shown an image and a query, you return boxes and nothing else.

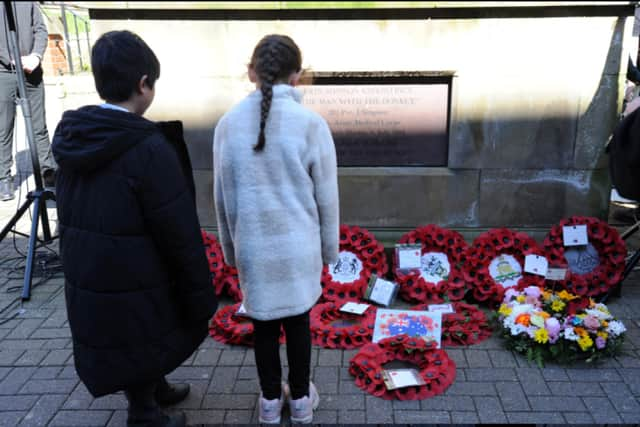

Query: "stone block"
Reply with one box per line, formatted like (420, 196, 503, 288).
(479, 169, 610, 227)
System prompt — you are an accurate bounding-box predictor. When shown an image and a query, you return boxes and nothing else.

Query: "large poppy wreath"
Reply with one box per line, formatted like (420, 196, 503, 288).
(209, 303, 285, 346)
(310, 302, 376, 349)
(394, 225, 469, 304)
(321, 225, 389, 302)
(410, 302, 492, 346)
(348, 334, 456, 400)
(464, 228, 545, 306)
(543, 216, 626, 297)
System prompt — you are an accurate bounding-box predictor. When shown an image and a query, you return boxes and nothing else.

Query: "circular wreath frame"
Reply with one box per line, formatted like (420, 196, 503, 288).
(310, 302, 376, 349)
(321, 225, 389, 302)
(543, 216, 626, 297)
(209, 303, 285, 346)
(348, 334, 456, 400)
(464, 228, 546, 306)
(411, 302, 491, 346)
(395, 225, 469, 304)
(209, 303, 255, 346)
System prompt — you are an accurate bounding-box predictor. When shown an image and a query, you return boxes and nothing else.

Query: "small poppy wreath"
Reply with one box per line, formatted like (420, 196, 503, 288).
(201, 230, 243, 302)
(310, 302, 376, 349)
(543, 216, 626, 297)
(394, 225, 469, 304)
(321, 225, 389, 302)
(464, 228, 546, 306)
(348, 334, 456, 400)
(411, 302, 492, 346)
(201, 230, 227, 296)
(209, 303, 255, 346)
(209, 303, 285, 346)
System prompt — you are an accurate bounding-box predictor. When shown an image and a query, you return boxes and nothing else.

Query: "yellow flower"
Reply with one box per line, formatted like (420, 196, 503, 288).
(551, 299, 566, 312)
(557, 290, 576, 301)
(542, 290, 552, 300)
(578, 335, 593, 351)
(597, 331, 608, 340)
(588, 299, 596, 308)
(534, 328, 549, 344)
(498, 304, 512, 316)
(516, 295, 526, 303)
(538, 311, 551, 319)
(602, 321, 609, 328)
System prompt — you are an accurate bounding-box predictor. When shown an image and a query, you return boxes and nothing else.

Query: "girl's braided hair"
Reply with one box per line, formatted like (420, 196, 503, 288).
(250, 34, 302, 151)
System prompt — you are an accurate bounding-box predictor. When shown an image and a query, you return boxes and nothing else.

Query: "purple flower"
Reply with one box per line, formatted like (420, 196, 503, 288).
(596, 336, 606, 350)
(545, 317, 561, 338)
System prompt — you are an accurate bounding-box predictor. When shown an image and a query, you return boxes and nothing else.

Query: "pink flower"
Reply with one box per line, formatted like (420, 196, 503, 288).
(525, 295, 541, 307)
(524, 286, 541, 299)
(505, 288, 520, 302)
(545, 317, 561, 338)
(595, 336, 606, 349)
(583, 315, 601, 331)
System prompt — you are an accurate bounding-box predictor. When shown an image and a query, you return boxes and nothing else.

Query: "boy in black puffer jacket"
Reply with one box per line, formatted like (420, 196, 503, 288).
(52, 30, 217, 427)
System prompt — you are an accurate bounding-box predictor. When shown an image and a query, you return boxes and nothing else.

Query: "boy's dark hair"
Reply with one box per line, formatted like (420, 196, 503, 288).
(91, 30, 160, 102)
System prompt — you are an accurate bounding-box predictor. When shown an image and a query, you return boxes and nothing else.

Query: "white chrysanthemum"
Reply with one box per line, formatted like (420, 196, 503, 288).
(563, 326, 580, 341)
(509, 324, 528, 336)
(586, 304, 612, 320)
(607, 320, 627, 337)
(503, 317, 515, 330)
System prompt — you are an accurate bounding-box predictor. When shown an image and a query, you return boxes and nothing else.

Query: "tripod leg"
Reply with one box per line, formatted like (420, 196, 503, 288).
(39, 192, 52, 243)
(0, 198, 33, 241)
(21, 195, 41, 301)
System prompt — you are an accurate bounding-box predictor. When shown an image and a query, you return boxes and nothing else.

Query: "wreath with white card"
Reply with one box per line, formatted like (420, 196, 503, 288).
(463, 228, 545, 306)
(348, 334, 456, 400)
(310, 301, 377, 349)
(394, 225, 469, 304)
(321, 225, 389, 302)
(543, 216, 625, 297)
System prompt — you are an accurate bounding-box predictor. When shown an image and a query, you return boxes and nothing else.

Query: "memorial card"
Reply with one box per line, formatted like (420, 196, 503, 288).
(382, 369, 426, 390)
(365, 274, 398, 307)
(428, 303, 455, 314)
(339, 302, 371, 315)
(546, 267, 568, 281)
(372, 309, 442, 348)
(562, 225, 588, 246)
(395, 244, 422, 272)
(524, 254, 549, 277)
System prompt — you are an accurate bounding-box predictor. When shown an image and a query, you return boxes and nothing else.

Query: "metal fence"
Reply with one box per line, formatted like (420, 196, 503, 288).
(42, 2, 91, 75)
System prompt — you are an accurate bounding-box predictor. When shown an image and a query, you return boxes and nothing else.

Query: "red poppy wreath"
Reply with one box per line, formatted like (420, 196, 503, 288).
(321, 225, 389, 302)
(209, 303, 255, 346)
(394, 225, 469, 304)
(543, 216, 626, 297)
(411, 302, 492, 346)
(464, 228, 545, 306)
(348, 334, 456, 400)
(209, 303, 285, 346)
(201, 230, 227, 294)
(310, 302, 376, 349)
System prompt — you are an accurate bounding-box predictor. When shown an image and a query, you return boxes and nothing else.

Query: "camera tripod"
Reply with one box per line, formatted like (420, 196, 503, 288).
(0, 1, 57, 301)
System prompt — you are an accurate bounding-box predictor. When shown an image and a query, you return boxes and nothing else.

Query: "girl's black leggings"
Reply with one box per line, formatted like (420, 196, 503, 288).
(251, 310, 311, 400)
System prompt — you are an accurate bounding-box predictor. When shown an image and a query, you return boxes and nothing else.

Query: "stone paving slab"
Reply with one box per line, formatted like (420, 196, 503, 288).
(1, 187, 640, 425)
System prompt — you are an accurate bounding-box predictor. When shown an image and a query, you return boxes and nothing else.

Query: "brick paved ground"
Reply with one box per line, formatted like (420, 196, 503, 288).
(1, 177, 640, 426)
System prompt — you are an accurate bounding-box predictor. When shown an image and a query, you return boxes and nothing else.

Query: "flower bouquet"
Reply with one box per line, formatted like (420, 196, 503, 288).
(496, 286, 626, 366)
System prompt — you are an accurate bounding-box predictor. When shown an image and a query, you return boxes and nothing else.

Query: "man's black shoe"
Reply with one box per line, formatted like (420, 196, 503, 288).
(42, 169, 56, 188)
(155, 380, 190, 406)
(0, 178, 14, 201)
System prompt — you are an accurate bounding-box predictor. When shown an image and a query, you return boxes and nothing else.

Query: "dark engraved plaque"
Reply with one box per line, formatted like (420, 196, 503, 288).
(300, 73, 450, 167)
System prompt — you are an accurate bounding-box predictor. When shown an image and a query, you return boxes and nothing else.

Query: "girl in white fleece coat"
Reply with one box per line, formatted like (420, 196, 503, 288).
(213, 35, 339, 424)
